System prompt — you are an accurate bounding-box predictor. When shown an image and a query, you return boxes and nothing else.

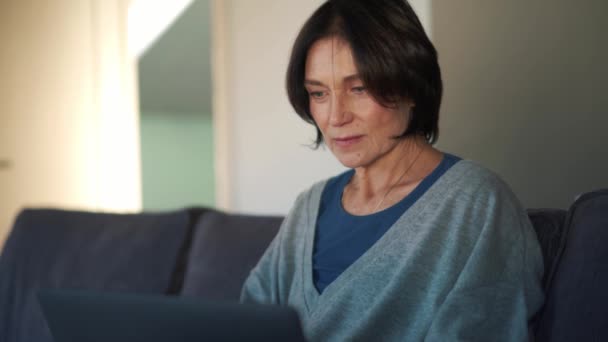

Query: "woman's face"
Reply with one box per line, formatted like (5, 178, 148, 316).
(304, 37, 413, 169)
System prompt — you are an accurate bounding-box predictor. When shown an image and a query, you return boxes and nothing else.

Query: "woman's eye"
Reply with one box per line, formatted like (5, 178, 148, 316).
(352, 86, 366, 94)
(309, 91, 326, 99)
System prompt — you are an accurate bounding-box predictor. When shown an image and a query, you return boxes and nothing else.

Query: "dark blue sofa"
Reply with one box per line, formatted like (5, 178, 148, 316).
(1, 189, 607, 341)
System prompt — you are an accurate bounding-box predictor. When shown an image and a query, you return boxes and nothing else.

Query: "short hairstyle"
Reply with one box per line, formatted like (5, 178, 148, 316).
(286, 0, 442, 146)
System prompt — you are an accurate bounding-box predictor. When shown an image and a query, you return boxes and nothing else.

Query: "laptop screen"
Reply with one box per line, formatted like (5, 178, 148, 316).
(38, 289, 306, 342)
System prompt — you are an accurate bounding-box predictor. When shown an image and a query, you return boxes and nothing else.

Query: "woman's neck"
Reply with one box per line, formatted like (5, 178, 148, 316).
(342, 136, 442, 215)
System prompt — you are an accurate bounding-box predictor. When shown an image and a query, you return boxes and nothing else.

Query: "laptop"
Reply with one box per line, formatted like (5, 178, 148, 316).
(38, 289, 306, 342)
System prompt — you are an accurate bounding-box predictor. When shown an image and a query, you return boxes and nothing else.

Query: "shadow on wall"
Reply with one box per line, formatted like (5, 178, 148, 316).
(433, 0, 608, 208)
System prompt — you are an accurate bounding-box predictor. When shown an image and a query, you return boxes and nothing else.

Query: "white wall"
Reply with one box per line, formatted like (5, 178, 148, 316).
(215, 0, 433, 215)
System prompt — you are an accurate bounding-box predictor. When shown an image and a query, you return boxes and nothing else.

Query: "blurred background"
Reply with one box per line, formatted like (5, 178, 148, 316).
(0, 0, 606, 249)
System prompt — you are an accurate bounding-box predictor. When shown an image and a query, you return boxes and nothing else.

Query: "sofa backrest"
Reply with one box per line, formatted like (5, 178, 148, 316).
(3, 188, 606, 341)
(0, 208, 195, 342)
(180, 209, 283, 300)
(527, 209, 568, 289)
(535, 189, 608, 341)
(178, 198, 608, 341)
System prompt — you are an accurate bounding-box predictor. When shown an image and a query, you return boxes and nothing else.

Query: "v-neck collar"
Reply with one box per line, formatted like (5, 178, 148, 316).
(301, 155, 461, 315)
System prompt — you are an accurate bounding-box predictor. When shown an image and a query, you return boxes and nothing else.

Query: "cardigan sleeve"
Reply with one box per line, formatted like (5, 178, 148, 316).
(424, 179, 544, 342)
(240, 191, 308, 306)
(239, 227, 283, 305)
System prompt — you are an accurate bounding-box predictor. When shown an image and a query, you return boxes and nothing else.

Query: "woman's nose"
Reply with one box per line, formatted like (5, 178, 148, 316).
(329, 93, 352, 127)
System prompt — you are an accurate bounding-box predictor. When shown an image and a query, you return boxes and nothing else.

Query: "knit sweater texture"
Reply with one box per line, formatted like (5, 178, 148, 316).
(241, 160, 544, 342)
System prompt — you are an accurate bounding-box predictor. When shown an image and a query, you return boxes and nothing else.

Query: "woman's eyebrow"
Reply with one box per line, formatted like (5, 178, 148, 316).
(343, 74, 361, 83)
(304, 79, 326, 87)
(304, 74, 360, 87)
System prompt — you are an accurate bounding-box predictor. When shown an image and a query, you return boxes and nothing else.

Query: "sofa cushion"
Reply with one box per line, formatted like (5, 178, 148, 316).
(0, 208, 192, 342)
(180, 209, 282, 301)
(535, 189, 608, 341)
(527, 209, 567, 289)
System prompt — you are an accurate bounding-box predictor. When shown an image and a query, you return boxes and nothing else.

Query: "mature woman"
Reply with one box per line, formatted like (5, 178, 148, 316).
(241, 0, 544, 341)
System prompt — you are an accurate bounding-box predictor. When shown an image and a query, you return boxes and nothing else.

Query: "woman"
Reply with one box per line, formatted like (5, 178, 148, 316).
(241, 0, 544, 341)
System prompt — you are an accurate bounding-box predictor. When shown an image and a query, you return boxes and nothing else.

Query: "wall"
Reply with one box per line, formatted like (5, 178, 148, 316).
(0, 0, 141, 248)
(215, 0, 433, 215)
(433, 0, 608, 208)
(140, 111, 215, 209)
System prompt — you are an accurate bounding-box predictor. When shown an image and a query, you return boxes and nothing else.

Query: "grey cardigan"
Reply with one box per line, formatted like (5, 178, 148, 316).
(241, 160, 544, 342)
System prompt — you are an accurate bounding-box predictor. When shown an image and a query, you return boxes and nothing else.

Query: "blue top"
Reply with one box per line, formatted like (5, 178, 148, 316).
(312, 153, 461, 293)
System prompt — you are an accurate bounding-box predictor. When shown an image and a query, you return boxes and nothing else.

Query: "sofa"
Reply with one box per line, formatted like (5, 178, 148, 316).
(0, 189, 607, 342)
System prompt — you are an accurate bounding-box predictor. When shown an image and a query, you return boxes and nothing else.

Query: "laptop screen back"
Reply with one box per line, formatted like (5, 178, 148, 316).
(38, 290, 305, 342)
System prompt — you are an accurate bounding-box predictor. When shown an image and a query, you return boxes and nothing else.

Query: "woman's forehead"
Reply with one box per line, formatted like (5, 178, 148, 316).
(305, 37, 359, 83)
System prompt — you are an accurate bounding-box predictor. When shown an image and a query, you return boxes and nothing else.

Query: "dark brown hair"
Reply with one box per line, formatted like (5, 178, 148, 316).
(286, 0, 442, 146)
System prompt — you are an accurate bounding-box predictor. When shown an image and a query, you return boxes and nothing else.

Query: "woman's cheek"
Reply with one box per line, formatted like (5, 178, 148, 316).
(310, 102, 329, 129)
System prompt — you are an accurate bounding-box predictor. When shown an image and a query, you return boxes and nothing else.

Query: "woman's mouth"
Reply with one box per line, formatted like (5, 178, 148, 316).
(333, 135, 363, 148)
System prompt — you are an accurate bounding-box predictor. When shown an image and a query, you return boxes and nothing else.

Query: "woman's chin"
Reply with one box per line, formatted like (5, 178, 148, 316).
(332, 152, 365, 169)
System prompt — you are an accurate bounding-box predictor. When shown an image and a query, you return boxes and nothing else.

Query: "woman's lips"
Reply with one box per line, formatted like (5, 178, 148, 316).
(333, 135, 363, 148)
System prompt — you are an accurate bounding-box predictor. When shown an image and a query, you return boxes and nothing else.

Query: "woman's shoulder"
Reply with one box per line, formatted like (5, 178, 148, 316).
(277, 171, 352, 238)
(443, 157, 516, 199)
(429, 156, 533, 241)
(424, 155, 524, 216)
(289, 169, 352, 212)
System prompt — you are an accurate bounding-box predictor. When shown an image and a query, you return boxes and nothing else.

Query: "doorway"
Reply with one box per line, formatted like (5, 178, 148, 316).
(136, 0, 215, 210)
